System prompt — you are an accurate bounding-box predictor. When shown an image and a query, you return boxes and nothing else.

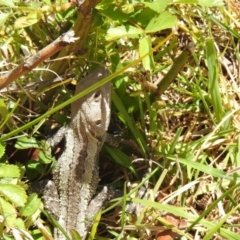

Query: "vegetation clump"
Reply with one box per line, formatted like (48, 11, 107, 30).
(0, 0, 240, 239)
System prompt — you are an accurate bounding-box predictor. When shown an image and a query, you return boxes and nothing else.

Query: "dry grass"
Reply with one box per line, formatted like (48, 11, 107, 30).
(0, 1, 240, 240)
(100, 2, 240, 240)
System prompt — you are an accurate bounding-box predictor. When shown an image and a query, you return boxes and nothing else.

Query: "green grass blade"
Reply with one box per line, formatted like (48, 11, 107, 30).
(203, 204, 240, 240)
(0, 99, 19, 131)
(132, 198, 240, 239)
(104, 145, 137, 176)
(205, 38, 223, 123)
(186, 182, 240, 234)
(167, 154, 240, 181)
(112, 90, 147, 155)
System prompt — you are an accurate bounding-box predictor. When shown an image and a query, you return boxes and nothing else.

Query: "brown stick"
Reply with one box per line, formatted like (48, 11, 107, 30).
(41, 0, 101, 82)
(0, 30, 78, 90)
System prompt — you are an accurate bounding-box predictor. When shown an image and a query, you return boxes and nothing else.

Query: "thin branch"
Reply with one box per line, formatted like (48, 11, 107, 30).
(0, 30, 78, 90)
(0, 74, 75, 93)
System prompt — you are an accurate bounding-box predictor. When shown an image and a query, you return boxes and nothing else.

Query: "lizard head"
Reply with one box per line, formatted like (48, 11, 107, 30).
(71, 68, 111, 138)
(80, 84, 111, 137)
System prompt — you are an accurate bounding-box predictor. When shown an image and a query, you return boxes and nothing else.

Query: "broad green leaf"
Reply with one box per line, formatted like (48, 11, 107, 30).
(0, 142, 5, 159)
(139, 36, 155, 71)
(106, 25, 142, 41)
(38, 150, 55, 164)
(15, 136, 39, 149)
(20, 194, 41, 217)
(0, 184, 27, 207)
(27, 2, 42, 10)
(144, 0, 171, 13)
(172, 0, 224, 6)
(0, 13, 10, 27)
(14, 11, 43, 29)
(145, 12, 177, 33)
(24, 200, 43, 229)
(15, 218, 25, 230)
(97, 7, 129, 21)
(26, 160, 44, 173)
(0, 197, 17, 227)
(0, 165, 20, 178)
(134, 8, 158, 27)
(0, 0, 15, 7)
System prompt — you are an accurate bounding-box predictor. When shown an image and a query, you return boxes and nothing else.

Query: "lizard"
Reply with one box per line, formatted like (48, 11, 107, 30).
(44, 67, 112, 240)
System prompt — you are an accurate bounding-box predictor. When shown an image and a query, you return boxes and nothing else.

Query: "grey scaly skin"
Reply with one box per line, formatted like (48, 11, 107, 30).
(45, 68, 111, 239)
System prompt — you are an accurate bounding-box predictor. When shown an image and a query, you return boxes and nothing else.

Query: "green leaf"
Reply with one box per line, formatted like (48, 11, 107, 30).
(0, 165, 20, 178)
(139, 36, 155, 71)
(97, 7, 129, 21)
(70, 229, 82, 240)
(0, 142, 5, 159)
(43, 210, 71, 240)
(26, 160, 44, 173)
(15, 136, 40, 149)
(106, 25, 143, 41)
(144, 0, 171, 13)
(105, 145, 137, 176)
(205, 38, 223, 123)
(14, 11, 43, 29)
(0, 184, 27, 207)
(134, 8, 158, 28)
(0, 0, 15, 7)
(0, 197, 17, 228)
(112, 90, 147, 153)
(38, 150, 55, 164)
(96, 0, 116, 10)
(167, 154, 238, 181)
(0, 13, 10, 27)
(121, 3, 134, 14)
(172, 0, 224, 6)
(145, 11, 177, 33)
(20, 194, 41, 217)
(89, 209, 102, 240)
(15, 218, 26, 230)
(0, 99, 14, 131)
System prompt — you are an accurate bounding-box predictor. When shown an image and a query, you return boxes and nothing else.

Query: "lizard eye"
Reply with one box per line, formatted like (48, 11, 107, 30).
(96, 119, 101, 125)
(94, 90, 101, 100)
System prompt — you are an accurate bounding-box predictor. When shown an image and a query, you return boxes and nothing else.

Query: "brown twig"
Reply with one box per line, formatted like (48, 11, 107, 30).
(0, 30, 78, 90)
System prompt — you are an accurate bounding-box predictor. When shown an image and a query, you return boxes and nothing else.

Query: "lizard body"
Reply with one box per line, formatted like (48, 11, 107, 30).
(48, 68, 111, 239)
